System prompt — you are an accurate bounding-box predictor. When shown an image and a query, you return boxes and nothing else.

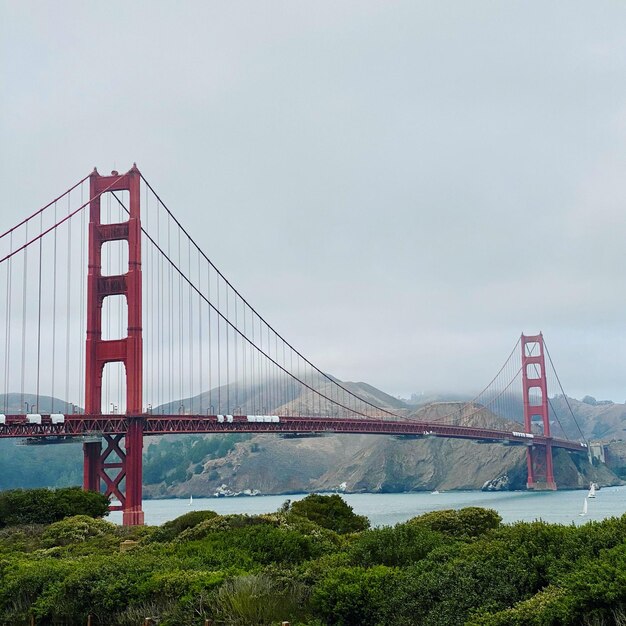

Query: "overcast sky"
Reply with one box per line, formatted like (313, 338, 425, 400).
(1, 1, 625, 402)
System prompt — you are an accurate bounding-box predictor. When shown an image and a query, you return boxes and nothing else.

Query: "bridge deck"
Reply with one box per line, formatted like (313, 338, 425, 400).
(0, 414, 587, 452)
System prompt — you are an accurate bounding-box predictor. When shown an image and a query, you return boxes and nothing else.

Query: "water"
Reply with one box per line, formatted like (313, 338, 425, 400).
(108, 486, 626, 527)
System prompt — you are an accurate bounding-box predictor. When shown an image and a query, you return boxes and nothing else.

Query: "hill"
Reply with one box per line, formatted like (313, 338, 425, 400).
(144, 389, 621, 497)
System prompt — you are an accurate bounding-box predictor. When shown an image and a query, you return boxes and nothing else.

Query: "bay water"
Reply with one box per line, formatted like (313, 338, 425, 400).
(109, 486, 625, 527)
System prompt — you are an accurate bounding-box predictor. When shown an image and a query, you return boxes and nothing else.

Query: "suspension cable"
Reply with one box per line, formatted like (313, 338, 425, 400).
(419, 337, 522, 425)
(0, 175, 89, 242)
(544, 339, 587, 442)
(0, 174, 127, 266)
(112, 191, 385, 418)
(138, 174, 400, 417)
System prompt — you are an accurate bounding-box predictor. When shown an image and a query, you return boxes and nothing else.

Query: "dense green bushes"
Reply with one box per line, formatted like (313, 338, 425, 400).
(0, 494, 625, 625)
(150, 509, 218, 542)
(0, 487, 109, 527)
(407, 506, 502, 538)
(288, 493, 370, 534)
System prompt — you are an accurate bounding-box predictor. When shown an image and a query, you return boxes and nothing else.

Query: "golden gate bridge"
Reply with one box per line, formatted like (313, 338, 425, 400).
(0, 165, 588, 525)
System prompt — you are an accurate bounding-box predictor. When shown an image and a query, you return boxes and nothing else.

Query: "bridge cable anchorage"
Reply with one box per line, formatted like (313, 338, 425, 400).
(543, 339, 587, 443)
(136, 176, 400, 419)
(110, 187, 399, 420)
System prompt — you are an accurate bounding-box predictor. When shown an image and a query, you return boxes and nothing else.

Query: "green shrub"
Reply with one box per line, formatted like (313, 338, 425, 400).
(216, 573, 307, 626)
(312, 565, 398, 626)
(0, 487, 109, 527)
(348, 522, 445, 567)
(288, 494, 370, 534)
(177, 524, 324, 568)
(150, 509, 218, 542)
(41, 515, 117, 547)
(407, 506, 502, 539)
(176, 513, 279, 542)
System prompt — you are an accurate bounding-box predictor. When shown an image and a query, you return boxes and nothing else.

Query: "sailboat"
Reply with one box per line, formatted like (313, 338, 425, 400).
(588, 483, 596, 499)
(579, 498, 588, 517)
(188, 495, 193, 506)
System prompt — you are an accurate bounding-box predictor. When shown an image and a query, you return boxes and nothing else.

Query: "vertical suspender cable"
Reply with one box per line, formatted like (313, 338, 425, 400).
(146, 183, 151, 409)
(156, 192, 162, 412)
(146, 191, 151, 408)
(234, 291, 238, 412)
(217, 274, 221, 413)
(65, 203, 71, 410)
(207, 256, 212, 413)
(3, 232, 12, 412)
(178, 228, 183, 409)
(198, 250, 203, 409)
(78, 183, 86, 410)
(242, 302, 247, 411)
(20, 223, 28, 413)
(168, 212, 173, 411)
(188, 237, 193, 409)
(250, 304, 255, 413)
(35, 214, 43, 411)
(51, 202, 57, 412)
(226, 283, 230, 413)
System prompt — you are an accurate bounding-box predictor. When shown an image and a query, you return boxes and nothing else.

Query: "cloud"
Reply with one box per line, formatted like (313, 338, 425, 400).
(1, 1, 625, 401)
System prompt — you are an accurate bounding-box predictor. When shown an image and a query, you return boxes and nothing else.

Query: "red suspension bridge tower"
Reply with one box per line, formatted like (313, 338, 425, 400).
(521, 333, 556, 490)
(83, 165, 145, 525)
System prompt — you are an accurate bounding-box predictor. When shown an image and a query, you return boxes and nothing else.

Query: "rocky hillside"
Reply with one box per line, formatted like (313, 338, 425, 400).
(548, 395, 626, 441)
(144, 395, 622, 498)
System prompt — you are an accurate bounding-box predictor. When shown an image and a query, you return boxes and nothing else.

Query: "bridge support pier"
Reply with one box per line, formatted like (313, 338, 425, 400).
(83, 441, 102, 492)
(82, 430, 145, 525)
(521, 333, 556, 490)
(122, 419, 145, 526)
(526, 443, 557, 491)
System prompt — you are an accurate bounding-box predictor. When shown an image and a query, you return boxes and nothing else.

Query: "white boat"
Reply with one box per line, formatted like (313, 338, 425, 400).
(431, 490, 440, 495)
(579, 497, 588, 517)
(588, 483, 596, 499)
(188, 495, 193, 506)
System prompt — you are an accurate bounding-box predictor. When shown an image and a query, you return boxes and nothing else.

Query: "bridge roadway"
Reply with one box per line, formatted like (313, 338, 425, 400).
(0, 414, 587, 453)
